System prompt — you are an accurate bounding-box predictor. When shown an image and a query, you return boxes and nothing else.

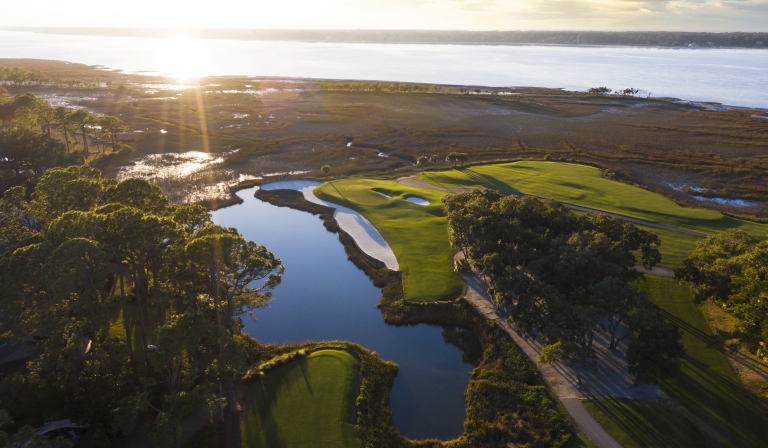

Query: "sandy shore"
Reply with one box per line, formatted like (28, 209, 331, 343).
(260, 180, 399, 271)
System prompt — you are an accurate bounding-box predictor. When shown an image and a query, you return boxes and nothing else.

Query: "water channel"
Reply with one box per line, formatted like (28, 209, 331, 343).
(210, 186, 481, 440)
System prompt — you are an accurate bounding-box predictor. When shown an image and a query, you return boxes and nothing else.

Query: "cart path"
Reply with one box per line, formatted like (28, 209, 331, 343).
(561, 398, 624, 448)
(457, 253, 670, 448)
(399, 175, 708, 238)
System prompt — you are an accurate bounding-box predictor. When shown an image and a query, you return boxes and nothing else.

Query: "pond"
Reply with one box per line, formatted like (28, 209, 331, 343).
(211, 186, 481, 440)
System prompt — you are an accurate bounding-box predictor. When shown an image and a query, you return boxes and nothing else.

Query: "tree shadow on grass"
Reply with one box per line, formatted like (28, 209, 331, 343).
(588, 398, 712, 448)
(656, 309, 768, 446)
(458, 168, 523, 195)
(240, 367, 293, 448)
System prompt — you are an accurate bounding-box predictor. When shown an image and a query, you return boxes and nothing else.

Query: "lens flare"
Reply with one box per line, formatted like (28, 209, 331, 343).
(157, 36, 209, 81)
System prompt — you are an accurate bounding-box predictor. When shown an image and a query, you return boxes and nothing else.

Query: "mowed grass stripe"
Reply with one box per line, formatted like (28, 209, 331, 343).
(581, 398, 711, 448)
(240, 350, 362, 448)
(315, 179, 466, 302)
(420, 161, 768, 237)
(638, 277, 768, 446)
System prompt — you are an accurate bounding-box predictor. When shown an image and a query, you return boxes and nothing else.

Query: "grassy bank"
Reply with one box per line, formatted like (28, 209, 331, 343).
(241, 350, 362, 448)
(420, 162, 768, 237)
(251, 187, 580, 448)
(585, 277, 768, 446)
(314, 179, 465, 302)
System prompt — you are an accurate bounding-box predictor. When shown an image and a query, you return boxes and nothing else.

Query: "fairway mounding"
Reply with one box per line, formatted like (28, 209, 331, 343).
(314, 179, 466, 303)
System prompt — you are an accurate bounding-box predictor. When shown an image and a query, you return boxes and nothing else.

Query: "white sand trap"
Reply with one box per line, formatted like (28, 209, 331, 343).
(375, 191, 391, 198)
(260, 180, 399, 271)
(406, 196, 430, 206)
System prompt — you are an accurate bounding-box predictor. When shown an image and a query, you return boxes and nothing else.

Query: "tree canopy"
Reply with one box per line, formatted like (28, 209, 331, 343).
(444, 189, 683, 383)
(0, 167, 283, 447)
(676, 229, 768, 361)
(0, 93, 127, 198)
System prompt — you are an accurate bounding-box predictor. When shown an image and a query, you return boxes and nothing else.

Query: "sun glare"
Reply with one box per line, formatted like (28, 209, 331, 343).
(157, 36, 209, 81)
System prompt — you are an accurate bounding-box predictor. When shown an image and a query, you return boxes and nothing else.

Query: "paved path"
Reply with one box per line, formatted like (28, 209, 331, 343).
(457, 253, 675, 448)
(399, 175, 708, 237)
(561, 398, 624, 448)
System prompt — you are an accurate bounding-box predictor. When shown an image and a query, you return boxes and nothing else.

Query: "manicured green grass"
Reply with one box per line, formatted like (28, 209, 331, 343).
(583, 279, 768, 446)
(633, 224, 703, 270)
(315, 179, 466, 302)
(637, 277, 768, 446)
(240, 350, 362, 448)
(420, 162, 768, 237)
(582, 398, 710, 448)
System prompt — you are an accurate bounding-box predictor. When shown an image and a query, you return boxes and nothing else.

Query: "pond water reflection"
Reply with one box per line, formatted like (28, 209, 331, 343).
(211, 187, 480, 440)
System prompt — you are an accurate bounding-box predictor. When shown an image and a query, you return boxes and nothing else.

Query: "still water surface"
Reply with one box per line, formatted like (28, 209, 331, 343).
(1, 30, 767, 108)
(211, 187, 481, 440)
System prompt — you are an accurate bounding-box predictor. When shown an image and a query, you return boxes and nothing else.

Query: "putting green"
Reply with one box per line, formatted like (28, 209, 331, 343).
(240, 350, 362, 448)
(315, 179, 466, 302)
(419, 161, 768, 237)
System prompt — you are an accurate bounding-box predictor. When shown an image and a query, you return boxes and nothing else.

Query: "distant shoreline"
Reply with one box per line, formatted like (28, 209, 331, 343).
(2, 27, 767, 50)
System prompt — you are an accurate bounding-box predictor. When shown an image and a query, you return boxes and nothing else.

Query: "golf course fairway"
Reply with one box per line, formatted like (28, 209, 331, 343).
(315, 179, 465, 302)
(240, 350, 362, 448)
(420, 161, 768, 237)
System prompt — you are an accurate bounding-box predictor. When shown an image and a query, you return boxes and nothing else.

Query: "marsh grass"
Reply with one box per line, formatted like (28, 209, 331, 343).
(5, 59, 767, 216)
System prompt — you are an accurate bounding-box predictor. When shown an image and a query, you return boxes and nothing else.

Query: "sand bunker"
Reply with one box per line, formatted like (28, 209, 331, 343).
(406, 196, 430, 206)
(260, 180, 399, 271)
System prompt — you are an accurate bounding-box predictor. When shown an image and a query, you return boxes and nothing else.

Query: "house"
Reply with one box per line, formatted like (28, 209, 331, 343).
(757, 41, 764, 46)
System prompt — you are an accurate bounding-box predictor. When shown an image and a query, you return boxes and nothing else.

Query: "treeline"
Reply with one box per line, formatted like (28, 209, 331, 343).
(320, 81, 443, 94)
(0, 167, 283, 447)
(445, 190, 684, 384)
(677, 230, 768, 362)
(0, 92, 127, 197)
(0, 66, 103, 88)
(18, 28, 768, 48)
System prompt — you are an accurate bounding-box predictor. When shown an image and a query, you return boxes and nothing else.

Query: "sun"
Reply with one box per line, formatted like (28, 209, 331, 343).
(157, 36, 209, 81)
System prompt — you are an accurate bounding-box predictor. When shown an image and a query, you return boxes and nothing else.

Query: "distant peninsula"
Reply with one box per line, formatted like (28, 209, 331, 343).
(4, 27, 768, 48)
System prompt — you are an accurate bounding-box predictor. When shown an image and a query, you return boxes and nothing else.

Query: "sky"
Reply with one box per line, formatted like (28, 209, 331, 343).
(2, 0, 767, 32)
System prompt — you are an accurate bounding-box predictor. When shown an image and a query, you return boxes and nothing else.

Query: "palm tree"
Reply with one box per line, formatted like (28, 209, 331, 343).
(321, 165, 331, 180)
(458, 153, 469, 168)
(417, 156, 428, 168)
(429, 154, 441, 164)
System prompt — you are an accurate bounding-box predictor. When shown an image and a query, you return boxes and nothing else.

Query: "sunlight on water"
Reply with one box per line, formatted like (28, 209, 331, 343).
(118, 151, 225, 180)
(156, 36, 209, 81)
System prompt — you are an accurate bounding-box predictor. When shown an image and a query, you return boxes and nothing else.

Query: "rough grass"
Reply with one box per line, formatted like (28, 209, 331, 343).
(581, 398, 710, 448)
(240, 350, 362, 448)
(637, 276, 768, 446)
(314, 179, 465, 302)
(419, 161, 768, 236)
